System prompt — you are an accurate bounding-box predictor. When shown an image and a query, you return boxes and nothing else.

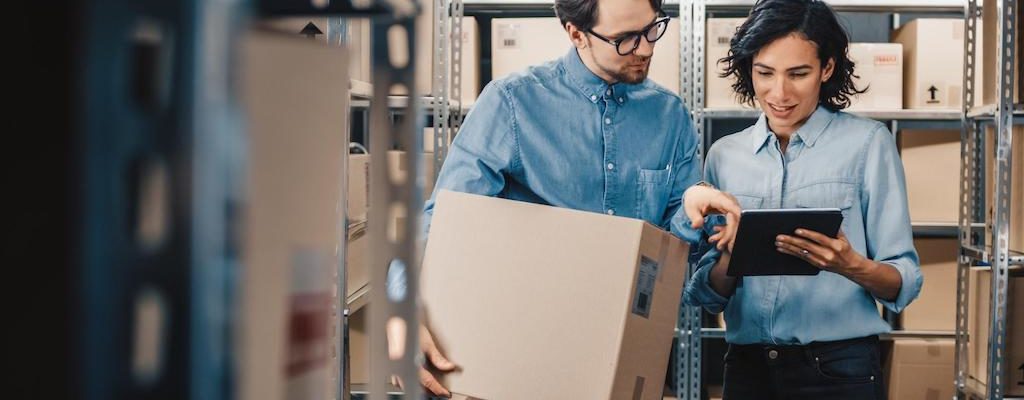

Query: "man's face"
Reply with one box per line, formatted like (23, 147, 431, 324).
(582, 0, 660, 84)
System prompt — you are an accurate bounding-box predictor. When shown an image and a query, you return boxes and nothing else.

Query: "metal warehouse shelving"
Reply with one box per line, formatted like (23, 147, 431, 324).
(954, 0, 1023, 398)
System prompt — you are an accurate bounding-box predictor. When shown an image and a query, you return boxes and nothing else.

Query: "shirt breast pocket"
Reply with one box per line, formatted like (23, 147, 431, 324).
(792, 181, 856, 232)
(636, 168, 671, 224)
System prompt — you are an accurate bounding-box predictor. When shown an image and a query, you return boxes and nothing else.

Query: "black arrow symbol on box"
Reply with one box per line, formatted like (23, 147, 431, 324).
(1018, 362, 1023, 385)
(300, 22, 323, 39)
(928, 86, 939, 101)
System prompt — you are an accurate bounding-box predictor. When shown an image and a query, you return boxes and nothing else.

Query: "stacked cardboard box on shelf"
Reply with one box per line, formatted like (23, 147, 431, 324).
(900, 238, 959, 331)
(421, 191, 688, 399)
(345, 151, 435, 302)
(240, 29, 348, 400)
(983, 0, 1024, 106)
(491, 17, 681, 94)
(984, 126, 1024, 253)
(893, 18, 984, 110)
(705, 18, 752, 109)
(886, 339, 956, 400)
(968, 270, 1024, 396)
(847, 43, 904, 111)
(899, 129, 961, 223)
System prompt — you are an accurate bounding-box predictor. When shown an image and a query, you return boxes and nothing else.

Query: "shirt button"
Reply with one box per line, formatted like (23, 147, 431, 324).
(606, 89, 612, 96)
(605, 118, 612, 125)
(606, 209, 615, 215)
(607, 163, 615, 170)
(590, 95, 597, 101)
(618, 97, 624, 103)
(768, 350, 779, 360)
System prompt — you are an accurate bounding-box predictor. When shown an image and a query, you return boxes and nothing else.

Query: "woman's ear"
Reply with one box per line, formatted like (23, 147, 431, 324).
(821, 57, 836, 83)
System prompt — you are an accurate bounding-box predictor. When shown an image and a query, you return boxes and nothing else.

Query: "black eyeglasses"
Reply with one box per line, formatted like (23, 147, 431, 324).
(587, 12, 670, 56)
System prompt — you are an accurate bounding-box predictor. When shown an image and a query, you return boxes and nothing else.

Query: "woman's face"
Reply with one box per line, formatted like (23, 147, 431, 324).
(751, 33, 834, 136)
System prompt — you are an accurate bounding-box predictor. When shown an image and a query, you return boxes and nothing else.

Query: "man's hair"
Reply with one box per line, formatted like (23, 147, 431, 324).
(720, 0, 866, 110)
(553, 0, 664, 32)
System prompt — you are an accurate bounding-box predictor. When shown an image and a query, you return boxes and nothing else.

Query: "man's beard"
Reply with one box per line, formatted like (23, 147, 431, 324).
(598, 56, 651, 84)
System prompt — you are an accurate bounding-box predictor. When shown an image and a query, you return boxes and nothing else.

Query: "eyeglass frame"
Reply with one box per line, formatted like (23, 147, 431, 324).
(585, 11, 670, 56)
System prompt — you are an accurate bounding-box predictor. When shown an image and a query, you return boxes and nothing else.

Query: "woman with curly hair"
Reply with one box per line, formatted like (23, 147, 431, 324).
(682, 1, 922, 398)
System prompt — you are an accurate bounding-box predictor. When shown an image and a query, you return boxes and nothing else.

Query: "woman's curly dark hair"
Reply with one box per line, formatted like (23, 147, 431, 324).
(720, 0, 866, 111)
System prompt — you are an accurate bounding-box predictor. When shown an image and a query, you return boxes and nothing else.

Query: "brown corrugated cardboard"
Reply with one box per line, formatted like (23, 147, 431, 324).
(885, 339, 956, 400)
(982, 0, 1024, 106)
(348, 307, 369, 384)
(259, 18, 331, 43)
(491, 18, 680, 94)
(900, 129, 961, 223)
(968, 270, 1024, 396)
(848, 43, 903, 111)
(706, 18, 753, 109)
(893, 19, 983, 110)
(422, 190, 688, 399)
(984, 126, 1024, 252)
(348, 154, 371, 221)
(240, 29, 347, 400)
(901, 238, 958, 331)
(387, 150, 436, 197)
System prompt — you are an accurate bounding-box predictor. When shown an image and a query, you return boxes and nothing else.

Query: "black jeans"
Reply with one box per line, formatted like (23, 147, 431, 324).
(722, 335, 886, 400)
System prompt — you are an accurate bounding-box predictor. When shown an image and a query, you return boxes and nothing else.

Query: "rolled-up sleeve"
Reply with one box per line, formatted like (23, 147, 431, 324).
(683, 245, 730, 313)
(862, 126, 922, 313)
(680, 146, 730, 312)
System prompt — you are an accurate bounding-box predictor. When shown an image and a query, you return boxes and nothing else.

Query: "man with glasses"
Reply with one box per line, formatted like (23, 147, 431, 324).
(412, 0, 741, 395)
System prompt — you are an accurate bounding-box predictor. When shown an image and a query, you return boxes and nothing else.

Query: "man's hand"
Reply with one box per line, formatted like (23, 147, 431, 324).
(387, 323, 457, 397)
(683, 184, 742, 251)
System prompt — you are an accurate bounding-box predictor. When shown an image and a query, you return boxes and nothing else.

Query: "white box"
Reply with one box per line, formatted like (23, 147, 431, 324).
(706, 18, 752, 109)
(492, 18, 680, 93)
(847, 43, 903, 111)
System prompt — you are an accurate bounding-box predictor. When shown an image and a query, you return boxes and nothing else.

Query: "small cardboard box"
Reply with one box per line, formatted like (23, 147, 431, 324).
(848, 43, 904, 111)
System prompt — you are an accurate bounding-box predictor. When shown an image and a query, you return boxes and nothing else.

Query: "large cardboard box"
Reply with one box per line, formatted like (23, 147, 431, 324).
(901, 238, 959, 331)
(900, 129, 961, 223)
(894, 18, 984, 110)
(422, 190, 688, 399)
(848, 43, 903, 111)
(984, 126, 1024, 253)
(706, 18, 752, 109)
(492, 18, 680, 94)
(968, 270, 1024, 396)
(886, 339, 956, 400)
(983, 0, 1024, 106)
(240, 29, 347, 400)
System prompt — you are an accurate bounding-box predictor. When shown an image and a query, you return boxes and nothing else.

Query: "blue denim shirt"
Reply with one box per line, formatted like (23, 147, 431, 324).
(423, 48, 700, 237)
(683, 106, 922, 345)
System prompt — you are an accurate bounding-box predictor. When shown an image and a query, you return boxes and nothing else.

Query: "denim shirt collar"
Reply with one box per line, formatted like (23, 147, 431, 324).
(559, 47, 638, 105)
(751, 105, 837, 153)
